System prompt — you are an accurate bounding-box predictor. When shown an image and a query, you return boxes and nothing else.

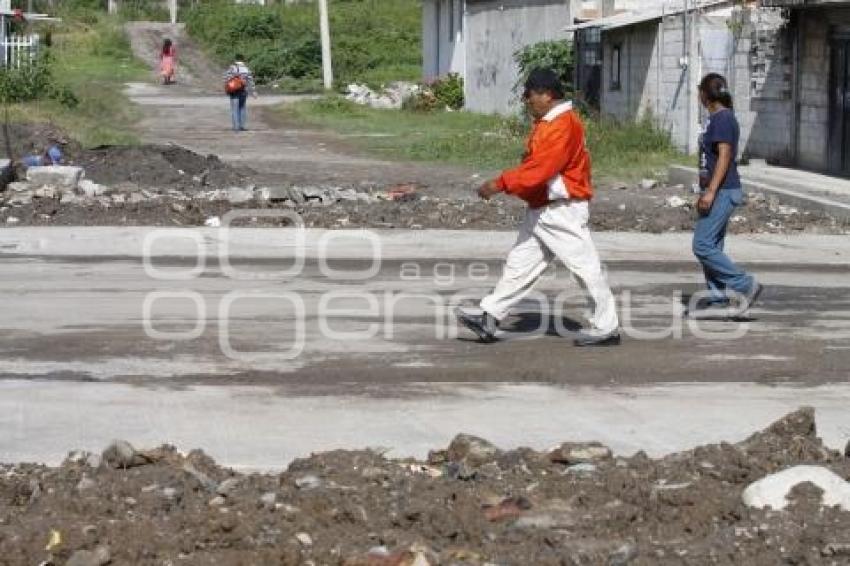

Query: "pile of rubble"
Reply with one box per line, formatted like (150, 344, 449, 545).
(345, 82, 421, 110)
(2, 409, 850, 565)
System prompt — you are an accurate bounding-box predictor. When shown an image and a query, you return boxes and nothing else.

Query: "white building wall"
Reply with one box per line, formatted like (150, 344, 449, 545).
(464, 0, 573, 115)
(422, 0, 465, 81)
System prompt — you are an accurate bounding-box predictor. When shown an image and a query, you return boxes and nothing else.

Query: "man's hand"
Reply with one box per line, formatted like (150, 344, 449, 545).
(477, 179, 501, 201)
(697, 190, 716, 216)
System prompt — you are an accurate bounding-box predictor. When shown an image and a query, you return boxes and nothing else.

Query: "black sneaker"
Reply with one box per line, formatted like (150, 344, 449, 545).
(574, 329, 621, 347)
(455, 307, 499, 343)
(686, 299, 734, 320)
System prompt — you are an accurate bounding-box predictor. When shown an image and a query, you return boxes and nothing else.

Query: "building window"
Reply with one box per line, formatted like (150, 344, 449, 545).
(611, 45, 622, 91)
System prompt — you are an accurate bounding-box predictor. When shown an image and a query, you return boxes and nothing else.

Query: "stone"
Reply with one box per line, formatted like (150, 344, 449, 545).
(609, 543, 639, 565)
(224, 186, 255, 204)
(209, 495, 227, 507)
(60, 193, 80, 205)
(141, 189, 158, 199)
(26, 166, 84, 189)
(162, 487, 181, 501)
(170, 202, 186, 213)
(254, 186, 271, 201)
(204, 216, 221, 228)
(66, 546, 111, 566)
(6, 216, 20, 225)
(77, 179, 108, 198)
(102, 440, 151, 469)
(7, 191, 33, 206)
(128, 192, 146, 204)
(182, 462, 217, 492)
(76, 475, 96, 491)
(295, 532, 313, 547)
(335, 188, 359, 202)
(446, 433, 500, 467)
(6, 182, 31, 193)
(111, 194, 126, 205)
(445, 461, 476, 481)
(640, 178, 659, 190)
(665, 196, 688, 208)
(549, 442, 613, 465)
(565, 463, 598, 474)
(295, 474, 322, 490)
(33, 186, 57, 199)
(259, 492, 277, 506)
(512, 499, 575, 530)
(84, 452, 102, 468)
(216, 477, 241, 496)
(742, 465, 850, 511)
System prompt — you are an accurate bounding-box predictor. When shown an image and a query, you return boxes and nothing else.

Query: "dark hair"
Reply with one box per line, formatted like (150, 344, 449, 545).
(699, 73, 733, 110)
(234, 53, 245, 62)
(523, 68, 565, 100)
(162, 38, 172, 54)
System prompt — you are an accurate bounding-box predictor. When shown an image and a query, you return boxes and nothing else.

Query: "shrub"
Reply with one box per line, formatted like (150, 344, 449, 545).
(514, 40, 574, 94)
(404, 74, 464, 112)
(0, 53, 78, 108)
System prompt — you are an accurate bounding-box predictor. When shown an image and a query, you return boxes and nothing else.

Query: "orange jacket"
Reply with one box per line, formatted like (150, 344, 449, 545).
(496, 103, 593, 208)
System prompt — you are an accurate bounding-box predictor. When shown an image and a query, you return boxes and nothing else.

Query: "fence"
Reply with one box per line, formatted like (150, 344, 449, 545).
(1, 34, 40, 69)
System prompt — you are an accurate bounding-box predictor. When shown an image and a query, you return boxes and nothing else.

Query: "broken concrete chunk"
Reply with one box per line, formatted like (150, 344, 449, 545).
(26, 166, 84, 189)
(742, 465, 850, 511)
(549, 442, 613, 465)
(77, 179, 108, 197)
(665, 196, 688, 208)
(6, 182, 31, 193)
(33, 186, 58, 199)
(223, 186, 255, 204)
(102, 439, 152, 469)
(640, 178, 659, 190)
(66, 546, 111, 566)
(447, 433, 501, 467)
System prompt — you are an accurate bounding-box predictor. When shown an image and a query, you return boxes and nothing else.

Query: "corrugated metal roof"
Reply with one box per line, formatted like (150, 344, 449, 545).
(565, 0, 733, 32)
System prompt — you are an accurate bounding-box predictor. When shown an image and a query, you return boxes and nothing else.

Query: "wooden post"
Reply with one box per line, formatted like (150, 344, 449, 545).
(318, 0, 333, 90)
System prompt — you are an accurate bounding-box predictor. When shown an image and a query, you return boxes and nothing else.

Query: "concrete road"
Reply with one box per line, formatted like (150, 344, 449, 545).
(1, 227, 848, 468)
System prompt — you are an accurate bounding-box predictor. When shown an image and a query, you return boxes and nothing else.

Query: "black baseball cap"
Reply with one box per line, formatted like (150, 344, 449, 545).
(523, 68, 565, 100)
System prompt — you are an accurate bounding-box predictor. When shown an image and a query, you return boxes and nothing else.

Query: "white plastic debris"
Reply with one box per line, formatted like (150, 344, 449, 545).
(666, 196, 688, 208)
(742, 465, 850, 511)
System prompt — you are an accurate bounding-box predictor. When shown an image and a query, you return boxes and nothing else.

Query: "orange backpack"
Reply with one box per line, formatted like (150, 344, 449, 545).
(225, 75, 245, 95)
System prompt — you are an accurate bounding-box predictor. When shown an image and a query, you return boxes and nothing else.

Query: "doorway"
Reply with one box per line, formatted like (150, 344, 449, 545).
(828, 31, 850, 176)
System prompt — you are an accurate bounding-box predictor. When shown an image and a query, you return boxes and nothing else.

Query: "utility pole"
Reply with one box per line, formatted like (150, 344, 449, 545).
(318, 0, 333, 90)
(108, 0, 118, 15)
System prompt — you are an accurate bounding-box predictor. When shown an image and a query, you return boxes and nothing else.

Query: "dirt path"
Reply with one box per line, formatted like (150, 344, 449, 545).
(122, 22, 488, 197)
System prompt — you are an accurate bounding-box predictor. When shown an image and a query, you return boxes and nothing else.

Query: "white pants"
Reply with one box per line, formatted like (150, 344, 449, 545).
(480, 200, 619, 334)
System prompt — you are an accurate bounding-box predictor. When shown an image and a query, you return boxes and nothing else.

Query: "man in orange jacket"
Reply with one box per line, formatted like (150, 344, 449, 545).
(456, 68, 620, 347)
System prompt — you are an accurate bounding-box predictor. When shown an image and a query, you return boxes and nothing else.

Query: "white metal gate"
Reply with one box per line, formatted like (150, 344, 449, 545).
(1, 34, 39, 69)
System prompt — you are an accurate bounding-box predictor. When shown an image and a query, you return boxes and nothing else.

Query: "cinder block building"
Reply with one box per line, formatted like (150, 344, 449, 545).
(422, 0, 583, 114)
(571, 0, 850, 177)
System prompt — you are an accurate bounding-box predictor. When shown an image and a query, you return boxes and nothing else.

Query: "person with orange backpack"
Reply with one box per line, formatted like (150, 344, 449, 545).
(224, 55, 257, 132)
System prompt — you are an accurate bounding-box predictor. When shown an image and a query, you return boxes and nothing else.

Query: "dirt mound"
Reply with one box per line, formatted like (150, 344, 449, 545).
(75, 144, 253, 190)
(2, 409, 849, 565)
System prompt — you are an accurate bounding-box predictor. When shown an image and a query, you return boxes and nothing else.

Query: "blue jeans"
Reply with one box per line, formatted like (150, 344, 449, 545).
(692, 187, 754, 301)
(230, 93, 247, 131)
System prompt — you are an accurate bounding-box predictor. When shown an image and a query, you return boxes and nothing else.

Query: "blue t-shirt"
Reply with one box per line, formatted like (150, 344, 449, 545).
(699, 108, 741, 190)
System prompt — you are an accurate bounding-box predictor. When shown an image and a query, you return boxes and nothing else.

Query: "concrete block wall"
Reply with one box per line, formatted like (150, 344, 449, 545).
(464, 0, 572, 115)
(795, 10, 833, 171)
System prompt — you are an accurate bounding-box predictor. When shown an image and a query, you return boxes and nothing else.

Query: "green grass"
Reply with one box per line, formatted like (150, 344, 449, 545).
(282, 97, 689, 180)
(7, 16, 148, 147)
(184, 0, 421, 89)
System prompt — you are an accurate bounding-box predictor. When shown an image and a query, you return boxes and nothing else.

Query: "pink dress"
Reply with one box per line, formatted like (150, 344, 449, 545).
(160, 47, 176, 82)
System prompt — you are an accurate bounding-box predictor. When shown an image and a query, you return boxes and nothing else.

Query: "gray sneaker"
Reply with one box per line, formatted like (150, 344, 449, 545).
(574, 329, 621, 347)
(736, 281, 764, 316)
(455, 307, 499, 343)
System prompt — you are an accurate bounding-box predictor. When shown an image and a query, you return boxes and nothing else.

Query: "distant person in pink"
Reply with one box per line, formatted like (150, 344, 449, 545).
(159, 38, 176, 85)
